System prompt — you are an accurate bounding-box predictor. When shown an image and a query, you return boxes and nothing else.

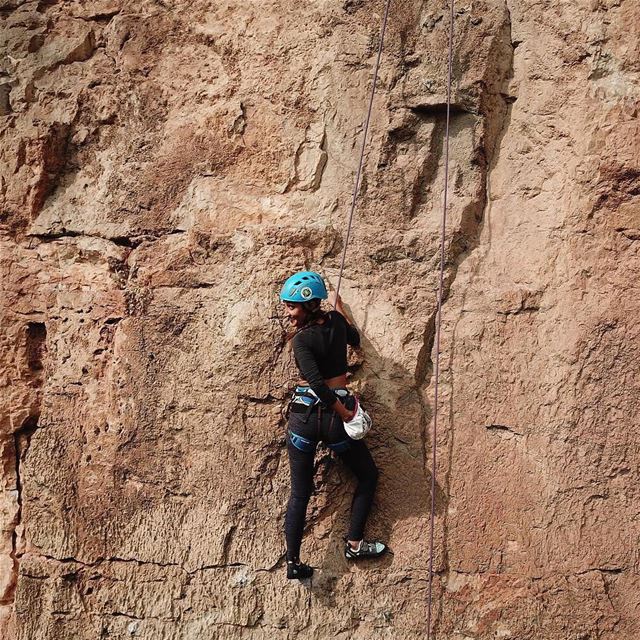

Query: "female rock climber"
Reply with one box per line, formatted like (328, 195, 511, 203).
(280, 270, 387, 580)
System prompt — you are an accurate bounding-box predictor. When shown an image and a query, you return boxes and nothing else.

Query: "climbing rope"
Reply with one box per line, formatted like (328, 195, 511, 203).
(334, 0, 393, 302)
(332, 0, 455, 636)
(427, 0, 456, 637)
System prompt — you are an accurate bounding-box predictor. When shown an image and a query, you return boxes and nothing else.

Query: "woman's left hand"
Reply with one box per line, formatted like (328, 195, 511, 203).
(332, 400, 356, 422)
(334, 400, 355, 423)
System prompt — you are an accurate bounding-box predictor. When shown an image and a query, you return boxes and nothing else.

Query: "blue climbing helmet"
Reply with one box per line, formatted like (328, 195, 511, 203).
(279, 271, 328, 303)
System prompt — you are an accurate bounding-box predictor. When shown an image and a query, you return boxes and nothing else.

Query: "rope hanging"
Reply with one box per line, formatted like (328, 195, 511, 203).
(333, 1, 456, 636)
(334, 0, 393, 301)
(427, 0, 456, 636)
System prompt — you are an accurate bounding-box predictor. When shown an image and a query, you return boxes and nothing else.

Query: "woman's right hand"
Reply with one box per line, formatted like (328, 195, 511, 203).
(334, 400, 355, 423)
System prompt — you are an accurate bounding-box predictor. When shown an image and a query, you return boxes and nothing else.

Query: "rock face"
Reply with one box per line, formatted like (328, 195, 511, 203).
(1, 0, 638, 637)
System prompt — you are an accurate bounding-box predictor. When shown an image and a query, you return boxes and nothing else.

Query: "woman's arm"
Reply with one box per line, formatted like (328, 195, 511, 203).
(292, 334, 336, 406)
(327, 292, 360, 347)
(293, 332, 356, 422)
(327, 291, 351, 323)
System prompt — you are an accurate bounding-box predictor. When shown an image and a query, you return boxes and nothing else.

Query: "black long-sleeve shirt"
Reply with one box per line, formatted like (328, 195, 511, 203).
(292, 311, 360, 406)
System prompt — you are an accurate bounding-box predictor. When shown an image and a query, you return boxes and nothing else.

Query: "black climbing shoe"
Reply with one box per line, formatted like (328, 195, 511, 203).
(287, 561, 314, 580)
(345, 540, 387, 560)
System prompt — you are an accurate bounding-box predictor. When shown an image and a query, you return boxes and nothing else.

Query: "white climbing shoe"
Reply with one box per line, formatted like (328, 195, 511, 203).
(345, 540, 387, 560)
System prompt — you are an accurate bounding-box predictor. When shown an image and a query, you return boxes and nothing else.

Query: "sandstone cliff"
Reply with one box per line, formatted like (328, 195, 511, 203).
(1, 0, 638, 638)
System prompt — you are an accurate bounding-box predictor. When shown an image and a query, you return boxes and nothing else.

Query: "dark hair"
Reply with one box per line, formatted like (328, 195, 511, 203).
(286, 300, 328, 340)
(300, 300, 326, 325)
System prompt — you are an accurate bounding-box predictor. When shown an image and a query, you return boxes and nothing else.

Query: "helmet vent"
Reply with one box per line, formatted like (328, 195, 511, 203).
(279, 270, 328, 303)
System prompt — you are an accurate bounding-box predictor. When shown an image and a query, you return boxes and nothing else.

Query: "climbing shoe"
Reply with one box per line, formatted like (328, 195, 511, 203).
(345, 540, 387, 560)
(287, 561, 314, 580)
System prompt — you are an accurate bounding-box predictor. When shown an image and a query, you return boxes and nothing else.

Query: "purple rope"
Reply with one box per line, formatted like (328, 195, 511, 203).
(331, 1, 455, 632)
(426, 0, 456, 638)
(334, 0, 393, 306)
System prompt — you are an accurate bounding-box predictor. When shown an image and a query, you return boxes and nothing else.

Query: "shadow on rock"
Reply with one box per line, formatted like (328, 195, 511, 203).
(299, 333, 446, 603)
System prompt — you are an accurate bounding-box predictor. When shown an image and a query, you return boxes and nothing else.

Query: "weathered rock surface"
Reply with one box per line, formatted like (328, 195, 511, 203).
(1, 0, 638, 638)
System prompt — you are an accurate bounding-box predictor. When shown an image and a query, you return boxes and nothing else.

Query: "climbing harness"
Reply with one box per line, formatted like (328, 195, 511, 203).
(286, 386, 322, 423)
(330, 0, 456, 636)
(287, 386, 353, 453)
(289, 385, 349, 409)
(287, 429, 351, 454)
(291, 385, 372, 441)
(291, 385, 323, 406)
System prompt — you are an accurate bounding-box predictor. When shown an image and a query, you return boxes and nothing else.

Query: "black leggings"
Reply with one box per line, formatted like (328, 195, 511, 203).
(285, 404, 379, 562)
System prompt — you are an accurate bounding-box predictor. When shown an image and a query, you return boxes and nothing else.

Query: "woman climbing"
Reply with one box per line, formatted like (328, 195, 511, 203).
(280, 270, 387, 580)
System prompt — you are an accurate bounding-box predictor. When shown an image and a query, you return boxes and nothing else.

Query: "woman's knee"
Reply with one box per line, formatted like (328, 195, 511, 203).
(343, 442, 379, 489)
(359, 462, 378, 493)
(289, 485, 313, 503)
(370, 464, 380, 489)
